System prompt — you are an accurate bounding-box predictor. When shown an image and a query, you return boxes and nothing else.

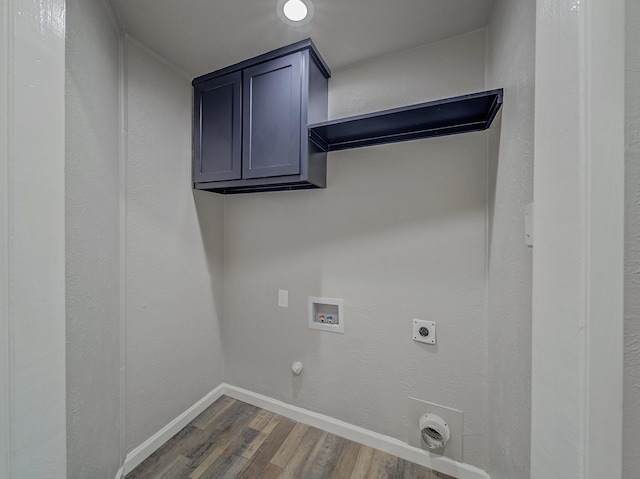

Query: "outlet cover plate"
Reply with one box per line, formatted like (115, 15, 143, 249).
(408, 397, 463, 462)
(278, 289, 288, 308)
(413, 319, 436, 344)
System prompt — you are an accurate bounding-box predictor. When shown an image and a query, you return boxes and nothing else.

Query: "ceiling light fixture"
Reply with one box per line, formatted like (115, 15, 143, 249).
(283, 0, 307, 21)
(276, 0, 314, 26)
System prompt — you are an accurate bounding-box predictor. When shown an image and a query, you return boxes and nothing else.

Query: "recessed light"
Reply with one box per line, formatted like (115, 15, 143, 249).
(283, 0, 307, 21)
(276, 0, 314, 26)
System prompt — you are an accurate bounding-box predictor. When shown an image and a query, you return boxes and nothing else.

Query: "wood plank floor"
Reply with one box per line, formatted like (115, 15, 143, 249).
(126, 396, 455, 479)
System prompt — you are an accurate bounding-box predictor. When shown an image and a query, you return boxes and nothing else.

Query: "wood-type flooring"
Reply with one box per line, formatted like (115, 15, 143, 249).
(126, 395, 455, 479)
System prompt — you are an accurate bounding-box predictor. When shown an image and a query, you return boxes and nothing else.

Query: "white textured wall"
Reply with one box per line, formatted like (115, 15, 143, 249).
(224, 31, 490, 468)
(624, 0, 640, 476)
(65, 0, 122, 477)
(485, 0, 535, 478)
(0, 4, 8, 475)
(532, 0, 625, 476)
(531, 0, 583, 473)
(1, 0, 67, 477)
(125, 40, 226, 452)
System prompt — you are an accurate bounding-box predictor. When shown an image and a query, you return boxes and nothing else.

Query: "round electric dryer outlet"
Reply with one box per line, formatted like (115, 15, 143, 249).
(413, 319, 436, 345)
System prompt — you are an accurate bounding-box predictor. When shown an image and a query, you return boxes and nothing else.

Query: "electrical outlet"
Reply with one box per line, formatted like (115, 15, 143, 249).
(278, 289, 288, 307)
(413, 319, 436, 345)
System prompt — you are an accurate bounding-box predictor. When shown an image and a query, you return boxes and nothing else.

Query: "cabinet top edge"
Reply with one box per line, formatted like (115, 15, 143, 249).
(192, 38, 331, 86)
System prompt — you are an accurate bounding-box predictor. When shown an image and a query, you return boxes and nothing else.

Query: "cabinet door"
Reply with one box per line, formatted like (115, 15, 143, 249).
(242, 52, 302, 179)
(194, 71, 242, 183)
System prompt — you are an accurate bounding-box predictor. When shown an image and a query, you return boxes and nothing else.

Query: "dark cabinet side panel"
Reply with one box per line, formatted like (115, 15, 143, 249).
(193, 72, 242, 183)
(242, 53, 302, 179)
(307, 52, 328, 126)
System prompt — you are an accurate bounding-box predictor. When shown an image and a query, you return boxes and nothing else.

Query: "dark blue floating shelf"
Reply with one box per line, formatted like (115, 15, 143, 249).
(308, 89, 503, 152)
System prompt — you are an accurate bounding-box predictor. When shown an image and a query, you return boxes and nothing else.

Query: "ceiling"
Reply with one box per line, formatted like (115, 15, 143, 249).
(111, 0, 494, 78)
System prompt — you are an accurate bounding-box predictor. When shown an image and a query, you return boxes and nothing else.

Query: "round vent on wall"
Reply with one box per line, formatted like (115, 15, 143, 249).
(419, 413, 450, 449)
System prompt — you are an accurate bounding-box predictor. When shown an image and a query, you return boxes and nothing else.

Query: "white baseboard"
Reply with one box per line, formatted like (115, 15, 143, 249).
(114, 466, 124, 479)
(121, 382, 490, 479)
(122, 384, 226, 476)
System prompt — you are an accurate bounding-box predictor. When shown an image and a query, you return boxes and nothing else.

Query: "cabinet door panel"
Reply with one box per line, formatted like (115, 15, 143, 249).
(194, 71, 242, 183)
(243, 53, 302, 179)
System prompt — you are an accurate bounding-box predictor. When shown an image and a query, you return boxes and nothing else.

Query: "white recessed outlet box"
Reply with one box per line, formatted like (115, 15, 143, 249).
(278, 289, 288, 308)
(308, 296, 344, 333)
(413, 319, 436, 345)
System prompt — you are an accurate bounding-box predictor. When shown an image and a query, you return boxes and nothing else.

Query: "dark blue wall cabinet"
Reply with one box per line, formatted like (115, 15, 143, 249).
(308, 89, 503, 152)
(194, 71, 242, 182)
(193, 39, 503, 195)
(193, 39, 331, 194)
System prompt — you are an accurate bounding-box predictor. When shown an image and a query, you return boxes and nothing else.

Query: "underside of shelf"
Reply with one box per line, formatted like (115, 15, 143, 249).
(308, 89, 503, 152)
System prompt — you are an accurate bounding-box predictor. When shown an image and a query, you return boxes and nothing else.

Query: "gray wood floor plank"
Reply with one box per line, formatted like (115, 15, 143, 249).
(126, 425, 205, 479)
(198, 426, 259, 479)
(235, 417, 296, 479)
(153, 454, 192, 479)
(278, 426, 326, 479)
(219, 455, 249, 479)
(305, 431, 348, 479)
(188, 447, 226, 479)
(185, 401, 260, 465)
(255, 462, 283, 479)
(192, 396, 237, 430)
(333, 438, 361, 478)
(296, 430, 329, 478)
(242, 416, 281, 459)
(269, 421, 309, 468)
(396, 458, 432, 479)
(367, 448, 399, 478)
